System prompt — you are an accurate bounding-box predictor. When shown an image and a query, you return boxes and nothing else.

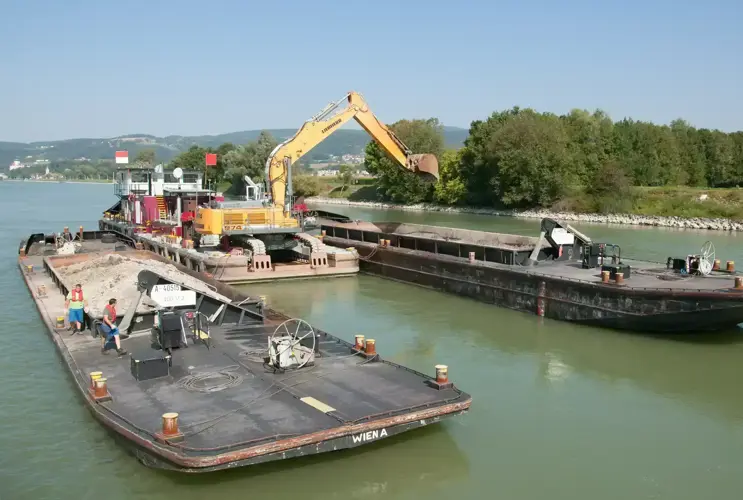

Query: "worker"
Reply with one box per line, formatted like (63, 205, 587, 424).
(100, 298, 127, 356)
(64, 283, 87, 334)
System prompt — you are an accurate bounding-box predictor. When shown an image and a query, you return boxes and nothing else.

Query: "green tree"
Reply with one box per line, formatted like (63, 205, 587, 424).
(364, 118, 445, 203)
(222, 131, 279, 195)
(338, 164, 354, 194)
(134, 148, 156, 167)
(293, 175, 321, 197)
(434, 149, 467, 205)
(459, 108, 575, 208)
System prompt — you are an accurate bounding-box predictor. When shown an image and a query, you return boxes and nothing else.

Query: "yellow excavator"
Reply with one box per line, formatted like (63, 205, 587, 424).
(193, 91, 439, 264)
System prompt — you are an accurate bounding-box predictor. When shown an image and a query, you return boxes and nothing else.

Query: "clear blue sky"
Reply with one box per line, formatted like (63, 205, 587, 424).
(2, 0, 741, 143)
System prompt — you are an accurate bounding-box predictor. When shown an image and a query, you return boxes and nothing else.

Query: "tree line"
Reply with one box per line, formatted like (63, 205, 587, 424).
(365, 108, 743, 212)
(25, 106, 739, 214)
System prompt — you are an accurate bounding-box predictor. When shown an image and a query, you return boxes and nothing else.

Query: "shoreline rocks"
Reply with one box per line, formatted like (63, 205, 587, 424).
(305, 197, 743, 231)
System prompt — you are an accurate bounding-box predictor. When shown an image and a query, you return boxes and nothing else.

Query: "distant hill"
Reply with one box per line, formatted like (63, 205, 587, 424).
(1, 126, 470, 170)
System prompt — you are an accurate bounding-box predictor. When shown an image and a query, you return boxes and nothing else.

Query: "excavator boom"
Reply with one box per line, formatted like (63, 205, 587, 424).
(266, 91, 439, 214)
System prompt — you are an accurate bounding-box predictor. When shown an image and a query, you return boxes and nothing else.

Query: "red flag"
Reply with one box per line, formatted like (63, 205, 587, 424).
(115, 151, 129, 164)
(205, 153, 217, 166)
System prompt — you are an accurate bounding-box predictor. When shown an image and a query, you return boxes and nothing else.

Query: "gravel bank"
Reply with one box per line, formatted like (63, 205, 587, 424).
(306, 197, 743, 231)
(56, 254, 225, 317)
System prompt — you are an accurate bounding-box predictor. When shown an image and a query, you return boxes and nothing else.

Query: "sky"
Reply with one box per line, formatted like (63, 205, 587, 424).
(2, 0, 742, 143)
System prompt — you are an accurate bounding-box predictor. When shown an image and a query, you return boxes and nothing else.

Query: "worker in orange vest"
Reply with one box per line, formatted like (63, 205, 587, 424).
(100, 298, 127, 356)
(64, 283, 87, 334)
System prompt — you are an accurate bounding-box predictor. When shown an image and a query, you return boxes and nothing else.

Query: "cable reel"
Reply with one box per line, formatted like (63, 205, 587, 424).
(267, 318, 316, 370)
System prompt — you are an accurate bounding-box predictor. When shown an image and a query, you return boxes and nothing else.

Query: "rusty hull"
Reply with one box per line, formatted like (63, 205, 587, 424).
(320, 222, 743, 333)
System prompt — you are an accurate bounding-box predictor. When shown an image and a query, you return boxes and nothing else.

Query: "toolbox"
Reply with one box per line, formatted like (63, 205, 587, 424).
(130, 350, 171, 382)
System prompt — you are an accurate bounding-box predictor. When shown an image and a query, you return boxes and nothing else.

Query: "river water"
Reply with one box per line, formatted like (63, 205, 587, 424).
(2, 181, 743, 500)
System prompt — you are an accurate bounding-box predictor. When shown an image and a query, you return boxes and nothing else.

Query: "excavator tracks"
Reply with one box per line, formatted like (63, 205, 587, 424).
(295, 233, 326, 253)
(244, 238, 267, 256)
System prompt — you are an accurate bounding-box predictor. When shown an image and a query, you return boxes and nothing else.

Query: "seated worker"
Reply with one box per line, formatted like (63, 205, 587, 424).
(61, 227, 73, 242)
(100, 298, 127, 356)
(64, 283, 87, 334)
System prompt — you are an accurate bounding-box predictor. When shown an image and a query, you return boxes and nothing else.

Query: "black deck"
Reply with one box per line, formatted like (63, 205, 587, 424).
(19, 237, 471, 472)
(78, 321, 465, 454)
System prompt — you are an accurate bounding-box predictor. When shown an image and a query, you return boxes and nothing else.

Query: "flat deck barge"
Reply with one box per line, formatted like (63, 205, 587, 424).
(18, 233, 470, 472)
(98, 218, 359, 284)
(320, 217, 743, 333)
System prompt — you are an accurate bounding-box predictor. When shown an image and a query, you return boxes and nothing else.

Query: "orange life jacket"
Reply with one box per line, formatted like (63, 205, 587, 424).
(105, 304, 117, 323)
(71, 289, 83, 302)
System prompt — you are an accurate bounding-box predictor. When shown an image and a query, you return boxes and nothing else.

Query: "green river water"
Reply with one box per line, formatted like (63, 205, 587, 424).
(2, 181, 743, 500)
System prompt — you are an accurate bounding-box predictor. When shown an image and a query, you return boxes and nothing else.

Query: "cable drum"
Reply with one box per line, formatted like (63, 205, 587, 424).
(177, 367, 244, 393)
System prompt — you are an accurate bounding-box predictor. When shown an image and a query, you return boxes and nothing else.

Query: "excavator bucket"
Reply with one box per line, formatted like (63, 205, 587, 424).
(407, 154, 439, 182)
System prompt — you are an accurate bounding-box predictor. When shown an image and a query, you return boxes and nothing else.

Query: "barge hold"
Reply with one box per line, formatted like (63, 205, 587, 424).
(320, 217, 743, 333)
(18, 233, 471, 473)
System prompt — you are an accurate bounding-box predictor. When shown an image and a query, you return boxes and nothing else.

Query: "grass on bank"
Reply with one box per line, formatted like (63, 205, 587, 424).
(557, 186, 743, 220)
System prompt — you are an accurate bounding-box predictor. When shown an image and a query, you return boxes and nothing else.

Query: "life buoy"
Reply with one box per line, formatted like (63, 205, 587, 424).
(71, 289, 83, 301)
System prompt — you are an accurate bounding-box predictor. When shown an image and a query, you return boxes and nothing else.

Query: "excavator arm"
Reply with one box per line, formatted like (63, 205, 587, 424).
(266, 91, 440, 214)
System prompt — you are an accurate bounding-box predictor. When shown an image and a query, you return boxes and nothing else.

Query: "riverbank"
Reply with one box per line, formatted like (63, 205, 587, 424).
(306, 197, 743, 231)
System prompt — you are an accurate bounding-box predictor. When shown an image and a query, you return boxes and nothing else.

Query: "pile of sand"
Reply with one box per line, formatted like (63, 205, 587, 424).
(56, 254, 226, 317)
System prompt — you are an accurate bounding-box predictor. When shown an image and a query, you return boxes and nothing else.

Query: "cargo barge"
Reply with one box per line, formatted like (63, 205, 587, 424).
(18, 231, 471, 473)
(319, 216, 743, 333)
(99, 163, 359, 284)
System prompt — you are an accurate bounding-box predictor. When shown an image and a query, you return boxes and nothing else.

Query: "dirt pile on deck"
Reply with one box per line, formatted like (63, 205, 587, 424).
(56, 254, 220, 317)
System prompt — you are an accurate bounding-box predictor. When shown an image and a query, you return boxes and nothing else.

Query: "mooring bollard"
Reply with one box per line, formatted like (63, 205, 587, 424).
(735, 277, 743, 290)
(162, 412, 181, 437)
(364, 338, 376, 356)
(89, 371, 102, 390)
(435, 365, 448, 384)
(601, 270, 610, 283)
(427, 364, 454, 390)
(713, 259, 721, 271)
(615, 273, 624, 284)
(728, 261, 735, 273)
(56, 316, 65, 329)
(25, 264, 33, 274)
(93, 378, 110, 401)
(79, 226, 84, 241)
(354, 334, 365, 350)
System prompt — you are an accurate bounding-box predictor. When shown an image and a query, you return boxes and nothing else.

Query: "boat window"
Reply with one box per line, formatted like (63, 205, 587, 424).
(183, 173, 199, 183)
(131, 171, 148, 183)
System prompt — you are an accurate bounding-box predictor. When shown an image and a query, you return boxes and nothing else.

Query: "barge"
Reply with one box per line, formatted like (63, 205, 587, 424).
(18, 231, 471, 473)
(319, 216, 743, 333)
(100, 163, 359, 284)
